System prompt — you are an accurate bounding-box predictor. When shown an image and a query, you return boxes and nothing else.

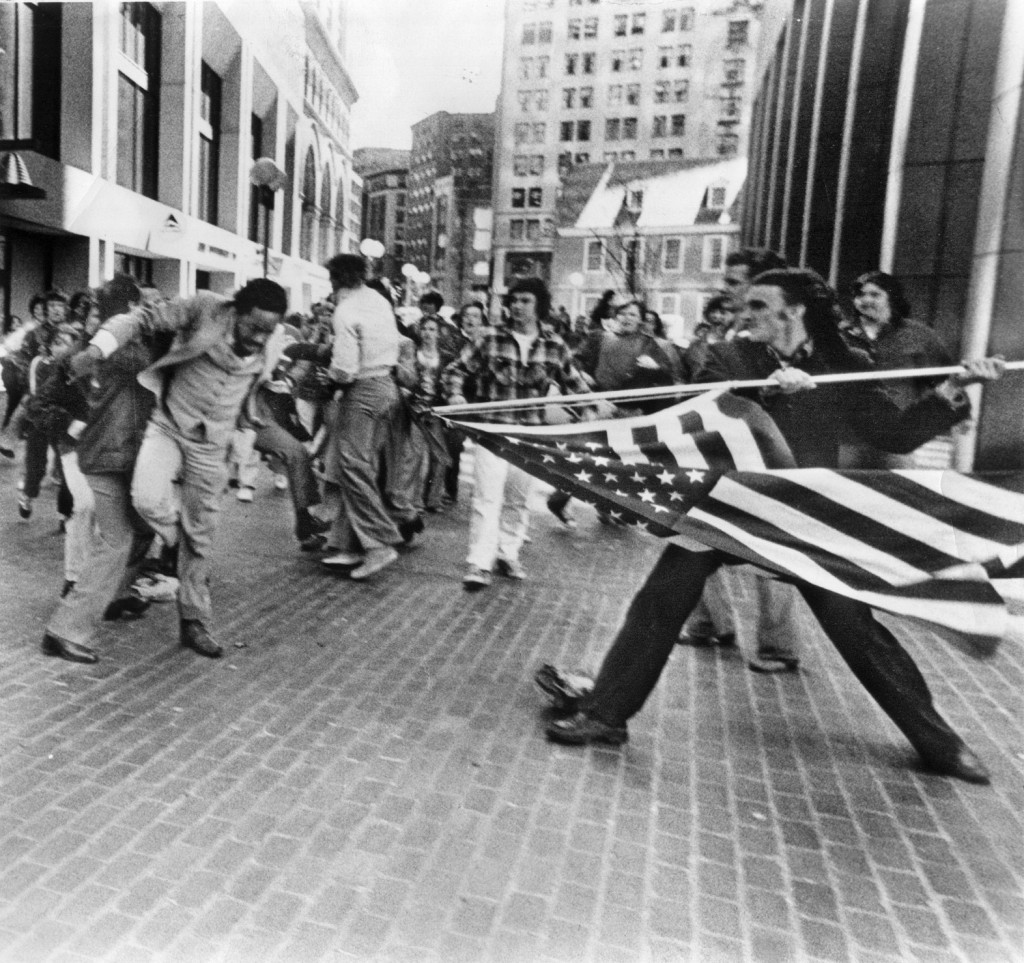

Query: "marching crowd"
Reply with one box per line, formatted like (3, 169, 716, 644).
(0, 247, 1009, 782)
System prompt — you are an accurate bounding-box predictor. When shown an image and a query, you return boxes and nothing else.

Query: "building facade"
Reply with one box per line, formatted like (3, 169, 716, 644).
(743, 0, 1024, 471)
(0, 0, 361, 323)
(492, 0, 764, 292)
(353, 147, 410, 286)
(405, 111, 494, 308)
(551, 157, 744, 339)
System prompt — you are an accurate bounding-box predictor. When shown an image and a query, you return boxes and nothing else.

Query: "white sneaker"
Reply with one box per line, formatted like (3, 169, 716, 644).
(463, 565, 492, 590)
(322, 551, 364, 567)
(350, 546, 399, 580)
(236, 487, 255, 503)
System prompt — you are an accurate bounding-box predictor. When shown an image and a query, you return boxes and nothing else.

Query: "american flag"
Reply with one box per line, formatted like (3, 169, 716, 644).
(447, 391, 1024, 643)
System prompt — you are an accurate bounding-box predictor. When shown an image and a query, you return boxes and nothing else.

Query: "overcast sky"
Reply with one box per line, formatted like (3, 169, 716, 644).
(346, 0, 506, 151)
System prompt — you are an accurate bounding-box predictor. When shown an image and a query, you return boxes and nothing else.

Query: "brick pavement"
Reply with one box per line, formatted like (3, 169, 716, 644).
(0, 451, 1022, 963)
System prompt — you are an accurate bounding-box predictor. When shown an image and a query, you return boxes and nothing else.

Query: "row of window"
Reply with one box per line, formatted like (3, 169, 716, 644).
(508, 218, 551, 242)
(563, 45, 693, 75)
(558, 80, 690, 109)
(523, 15, 745, 45)
(511, 187, 544, 208)
(558, 114, 686, 143)
(583, 236, 728, 273)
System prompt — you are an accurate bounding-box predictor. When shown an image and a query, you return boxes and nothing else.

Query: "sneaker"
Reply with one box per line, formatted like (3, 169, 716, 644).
(546, 710, 628, 746)
(274, 475, 288, 491)
(322, 551, 364, 567)
(350, 546, 399, 581)
(463, 565, 492, 591)
(236, 487, 255, 503)
(495, 557, 527, 580)
(17, 493, 32, 519)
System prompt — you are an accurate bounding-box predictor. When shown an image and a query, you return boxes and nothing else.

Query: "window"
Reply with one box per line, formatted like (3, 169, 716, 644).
(611, 49, 625, 72)
(653, 115, 667, 137)
(515, 122, 531, 144)
(531, 122, 546, 143)
(526, 219, 541, 241)
(538, 21, 552, 42)
(623, 117, 638, 140)
(613, 15, 627, 36)
(678, 45, 691, 67)
(565, 53, 578, 75)
(662, 237, 682, 270)
(671, 114, 685, 136)
(528, 187, 543, 208)
(626, 84, 640, 106)
(650, 148, 665, 159)
(728, 20, 748, 46)
(631, 13, 646, 34)
(654, 81, 669, 104)
(585, 238, 604, 272)
(529, 155, 544, 175)
(679, 8, 694, 30)
(580, 86, 593, 107)
(722, 96, 741, 119)
(197, 62, 221, 224)
(659, 293, 680, 316)
(709, 186, 727, 208)
(574, 152, 590, 163)
(674, 79, 689, 103)
(626, 188, 643, 210)
(513, 155, 529, 176)
(577, 119, 591, 141)
(518, 58, 532, 80)
(608, 84, 623, 106)
(658, 46, 673, 69)
(537, 56, 550, 78)
(629, 48, 643, 70)
(582, 52, 596, 74)
(518, 90, 531, 111)
(703, 235, 726, 271)
(512, 188, 526, 208)
(662, 9, 677, 32)
(560, 121, 574, 142)
(562, 88, 576, 109)
(568, 17, 581, 40)
(248, 113, 263, 241)
(604, 152, 618, 162)
(718, 131, 739, 156)
(522, 22, 536, 43)
(724, 58, 745, 83)
(536, 90, 549, 110)
(668, 147, 683, 158)
(620, 150, 635, 161)
(510, 218, 525, 241)
(584, 17, 598, 38)
(117, 3, 161, 198)
(558, 151, 573, 174)
(605, 118, 620, 141)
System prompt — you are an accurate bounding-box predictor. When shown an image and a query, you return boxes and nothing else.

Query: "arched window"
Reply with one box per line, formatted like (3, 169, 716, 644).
(319, 168, 333, 260)
(334, 179, 346, 252)
(299, 147, 317, 262)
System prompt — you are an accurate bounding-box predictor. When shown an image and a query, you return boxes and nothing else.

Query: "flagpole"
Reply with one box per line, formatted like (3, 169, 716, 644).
(432, 361, 1024, 418)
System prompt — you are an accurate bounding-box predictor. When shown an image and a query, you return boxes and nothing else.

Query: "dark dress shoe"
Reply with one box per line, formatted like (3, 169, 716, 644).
(61, 580, 76, 598)
(398, 515, 425, 544)
(103, 595, 152, 621)
(298, 533, 327, 553)
(546, 710, 628, 746)
(534, 664, 595, 713)
(922, 747, 991, 785)
(180, 620, 223, 658)
(42, 632, 98, 664)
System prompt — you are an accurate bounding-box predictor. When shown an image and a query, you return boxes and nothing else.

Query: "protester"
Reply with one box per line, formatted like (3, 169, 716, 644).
(542, 268, 1004, 785)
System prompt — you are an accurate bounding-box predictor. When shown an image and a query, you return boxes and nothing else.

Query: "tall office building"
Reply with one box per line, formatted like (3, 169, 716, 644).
(353, 148, 411, 284)
(744, 0, 1024, 471)
(405, 111, 494, 308)
(492, 0, 764, 291)
(0, 0, 361, 320)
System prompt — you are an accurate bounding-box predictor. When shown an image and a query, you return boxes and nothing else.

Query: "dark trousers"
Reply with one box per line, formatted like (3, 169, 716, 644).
(585, 544, 966, 764)
(1, 358, 27, 430)
(252, 417, 321, 538)
(23, 427, 71, 514)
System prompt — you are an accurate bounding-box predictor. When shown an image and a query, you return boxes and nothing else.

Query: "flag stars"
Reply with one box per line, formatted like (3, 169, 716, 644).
(575, 470, 592, 483)
(631, 471, 645, 483)
(603, 473, 617, 483)
(593, 456, 610, 467)
(638, 489, 656, 503)
(657, 469, 675, 486)
(686, 469, 706, 483)
(567, 453, 583, 464)
(669, 491, 684, 502)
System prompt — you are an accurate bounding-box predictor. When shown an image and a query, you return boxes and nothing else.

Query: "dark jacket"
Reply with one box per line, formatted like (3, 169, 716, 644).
(693, 339, 970, 469)
(30, 351, 91, 450)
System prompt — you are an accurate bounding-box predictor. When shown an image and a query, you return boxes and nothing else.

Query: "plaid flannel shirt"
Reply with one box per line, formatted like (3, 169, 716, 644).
(444, 323, 591, 425)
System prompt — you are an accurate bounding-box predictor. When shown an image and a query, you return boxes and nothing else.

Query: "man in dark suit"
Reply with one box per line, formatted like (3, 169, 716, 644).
(544, 268, 1004, 784)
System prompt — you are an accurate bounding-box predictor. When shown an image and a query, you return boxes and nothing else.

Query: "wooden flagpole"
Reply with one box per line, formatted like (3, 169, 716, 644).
(432, 361, 1024, 418)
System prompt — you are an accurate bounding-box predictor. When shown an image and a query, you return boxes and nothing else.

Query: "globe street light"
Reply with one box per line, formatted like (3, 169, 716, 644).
(359, 238, 385, 260)
(249, 157, 289, 278)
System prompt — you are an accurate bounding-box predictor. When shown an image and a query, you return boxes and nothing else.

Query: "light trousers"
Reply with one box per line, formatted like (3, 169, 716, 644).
(59, 451, 96, 584)
(466, 444, 536, 570)
(131, 414, 229, 625)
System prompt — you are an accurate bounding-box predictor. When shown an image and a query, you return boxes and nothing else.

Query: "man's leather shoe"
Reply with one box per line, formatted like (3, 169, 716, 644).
(546, 710, 628, 746)
(103, 595, 152, 621)
(180, 620, 223, 658)
(463, 565, 492, 590)
(350, 546, 399, 581)
(923, 747, 991, 785)
(299, 533, 328, 553)
(495, 557, 527, 580)
(42, 632, 98, 664)
(535, 664, 594, 713)
(398, 515, 425, 544)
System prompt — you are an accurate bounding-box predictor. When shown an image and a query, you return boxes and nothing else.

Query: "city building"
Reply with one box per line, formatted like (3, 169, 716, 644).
(353, 147, 410, 285)
(492, 0, 764, 292)
(551, 156, 744, 338)
(405, 111, 494, 308)
(743, 0, 1023, 472)
(0, 0, 362, 323)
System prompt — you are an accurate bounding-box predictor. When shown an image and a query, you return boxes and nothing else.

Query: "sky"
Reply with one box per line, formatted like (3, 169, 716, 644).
(345, 0, 506, 151)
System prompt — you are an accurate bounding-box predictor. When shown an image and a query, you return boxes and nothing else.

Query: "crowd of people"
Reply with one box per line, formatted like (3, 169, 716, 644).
(0, 248, 1008, 782)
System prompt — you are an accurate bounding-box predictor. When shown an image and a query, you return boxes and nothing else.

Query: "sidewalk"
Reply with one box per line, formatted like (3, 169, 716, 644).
(0, 454, 1021, 963)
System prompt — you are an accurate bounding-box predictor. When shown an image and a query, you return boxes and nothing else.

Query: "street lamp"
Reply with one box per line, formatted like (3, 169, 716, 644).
(249, 157, 288, 278)
(400, 262, 418, 305)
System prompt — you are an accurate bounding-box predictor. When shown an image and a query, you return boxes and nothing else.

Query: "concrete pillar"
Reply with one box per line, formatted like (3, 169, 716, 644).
(157, 3, 200, 214)
(92, 0, 119, 183)
(221, 43, 251, 237)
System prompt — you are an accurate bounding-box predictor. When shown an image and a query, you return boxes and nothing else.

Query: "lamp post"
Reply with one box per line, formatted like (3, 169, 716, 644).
(400, 262, 418, 306)
(249, 157, 288, 278)
(359, 238, 385, 279)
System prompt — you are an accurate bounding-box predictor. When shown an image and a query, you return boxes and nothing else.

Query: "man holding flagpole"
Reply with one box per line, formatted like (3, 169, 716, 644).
(541, 268, 1004, 784)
